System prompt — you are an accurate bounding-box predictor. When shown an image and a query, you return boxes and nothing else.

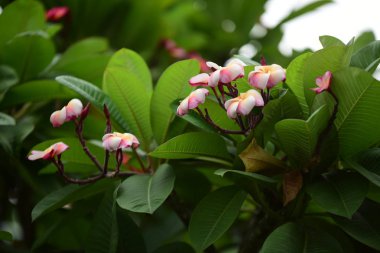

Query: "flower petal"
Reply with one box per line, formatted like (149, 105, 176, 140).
(237, 96, 255, 116)
(189, 73, 210, 87)
(226, 101, 239, 119)
(248, 71, 270, 90)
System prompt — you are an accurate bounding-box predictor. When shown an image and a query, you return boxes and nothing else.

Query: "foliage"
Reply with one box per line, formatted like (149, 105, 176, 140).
(1, 0, 380, 253)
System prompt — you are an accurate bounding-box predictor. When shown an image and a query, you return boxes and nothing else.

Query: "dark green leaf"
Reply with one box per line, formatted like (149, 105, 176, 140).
(189, 186, 246, 251)
(0, 230, 12, 241)
(153, 242, 195, 253)
(0, 112, 15, 126)
(307, 171, 368, 218)
(116, 164, 175, 214)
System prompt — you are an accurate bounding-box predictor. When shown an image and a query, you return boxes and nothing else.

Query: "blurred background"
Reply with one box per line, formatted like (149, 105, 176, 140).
(0, 0, 378, 252)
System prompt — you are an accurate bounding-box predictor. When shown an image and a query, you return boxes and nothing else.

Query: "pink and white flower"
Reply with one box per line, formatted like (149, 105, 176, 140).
(224, 90, 264, 119)
(177, 88, 209, 116)
(189, 73, 210, 87)
(102, 132, 140, 152)
(28, 142, 69, 160)
(248, 64, 286, 90)
(50, 99, 84, 127)
(311, 71, 332, 94)
(219, 59, 246, 84)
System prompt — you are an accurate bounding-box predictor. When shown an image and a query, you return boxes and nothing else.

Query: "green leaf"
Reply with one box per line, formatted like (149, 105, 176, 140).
(103, 50, 152, 150)
(347, 148, 380, 187)
(0, 80, 76, 107)
(0, 113, 15, 126)
(188, 186, 246, 251)
(55, 75, 129, 131)
(286, 52, 312, 117)
(0, 65, 19, 102)
(0, 0, 45, 50)
(333, 201, 380, 251)
(0, 116, 35, 154)
(352, 31, 376, 53)
(351, 40, 380, 71)
(303, 45, 350, 107)
(215, 169, 278, 184)
(153, 242, 195, 253)
(30, 138, 115, 168)
(149, 132, 232, 166)
(319, 35, 345, 48)
(332, 67, 380, 158)
(307, 171, 368, 218)
(48, 37, 111, 86)
(275, 105, 330, 167)
(0, 230, 12, 241)
(31, 179, 117, 221)
(260, 222, 343, 253)
(116, 164, 175, 214)
(151, 59, 199, 144)
(85, 189, 118, 253)
(1, 33, 55, 82)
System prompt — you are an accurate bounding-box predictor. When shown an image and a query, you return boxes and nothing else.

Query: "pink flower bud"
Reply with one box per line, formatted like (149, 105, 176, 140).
(248, 64, 286, 90)
(50, 107, 67, 127)
(66, 99, 83, 120)
(224, 89, 264, 119)
(177, 88, 209, 116)
(102, 132, 140, 152)
(219, 59, 246, 84)
(311, 71, 332, 94)
(28, 142, 69, 160)
(46, 6, 69, 22)
(189, 73, 210, 87)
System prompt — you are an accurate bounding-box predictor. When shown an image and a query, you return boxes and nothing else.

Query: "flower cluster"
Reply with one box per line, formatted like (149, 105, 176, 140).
(177, 59, 286, 134)
(50, 98, 83, 127)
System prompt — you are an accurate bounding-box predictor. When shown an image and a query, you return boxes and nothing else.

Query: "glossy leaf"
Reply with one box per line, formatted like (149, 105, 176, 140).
(103, 49, 152, 150)
(351, 41, 380, 71)
(307, 171, 368, 218)
(275, 105, 330, 167)
(189, 186, 246, 251)
(85, 189, 118, 253)
(116, 164, 175, 214)
(261, 222, 343, 253)
(332, 67, 380, 158)
(32, 179, 117, 221)
(151, 59, 199, 144)
(149, 132, 232, 166)
(55, 75, 129, 131)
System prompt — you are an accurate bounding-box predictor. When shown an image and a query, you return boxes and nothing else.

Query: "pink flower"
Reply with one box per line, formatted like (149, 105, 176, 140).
(46, 6, 69, 21)
(177, 88, 209, 116)
(224, 90, 264, 119)
(28, 142, 69, 160)
(311, 71, 332, 94)
(248, 64, 286, 90)
(66, 99, 83, 120)
(219, 59, 246, 84)
(189, 73, 210, 87)
(102, 132, 140, 152)
(50, 107, 67, 127)
(50, 99, 83, 127)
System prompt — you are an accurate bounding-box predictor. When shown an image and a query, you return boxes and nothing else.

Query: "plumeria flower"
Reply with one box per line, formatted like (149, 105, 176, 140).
(46, 6, 69, 21)
(224, 89, 264, 119)
(177, 88, 209, 116)
(311, 71, 332, 94)
(189, 73, 210, 87)
(248, 64, 286, 90)
(50, 98, 84, 127)
(102, 132, 140, 152)
(28, 142, 69, 160)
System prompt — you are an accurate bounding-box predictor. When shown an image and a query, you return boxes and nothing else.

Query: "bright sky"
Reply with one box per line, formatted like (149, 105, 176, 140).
(261, 0, 380, 55)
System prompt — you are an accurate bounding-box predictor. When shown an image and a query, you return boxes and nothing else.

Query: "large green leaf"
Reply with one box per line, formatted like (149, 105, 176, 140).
(346, 148, 380, 187)
(188, 186, 246, 251)
(285, 52, 312, 117)
(151, 59, 199, 144)
(103, 50, 152, 150)
(352, 31, 376, 53)
(303, 45, 351, 107)
(351, 41, 380, 71)
(0, 65, 19, 102)
(0, 0, 45, 50)
(332, 67, 380, 158)
(85, 189, 118, 253)
(215, 169, 278, 184)
(0, 113, 15, 126)
(48, 37, 111, 86)
(116, 164, 175, 214)
(1, 33, 55, 82)
(307, 171, 368, 218)
(260, 222, 343, 253)
(0, 80, 75, 107)
(275, 105, 330, 168)
(31, 179, 117, 221)
(333, 201, 380, 251)
(55, 75, 128, 131)
(149, 132, 232, 166)
(319, 35, 345, 48)
(0, 231, 12, 241)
